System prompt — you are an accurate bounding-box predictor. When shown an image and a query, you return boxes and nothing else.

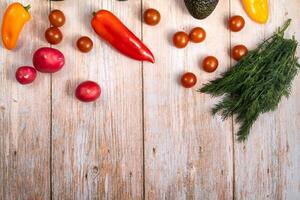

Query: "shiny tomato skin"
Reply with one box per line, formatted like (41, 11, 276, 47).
(75, 81, 101, 102)
(49, 9, 65, 27)
(173, 31, 189, 48)
(189, 27, 206, 43)
(45, 27, 63, 45)
(181, 72, 197, 88)
(144, 8, 161, 26)
(15, 66, 37, 85)
(228, 15, 245, 32)
(202, 56, 219, 73)
(232, 44, 248, 61)
(77, 36, 93, 53)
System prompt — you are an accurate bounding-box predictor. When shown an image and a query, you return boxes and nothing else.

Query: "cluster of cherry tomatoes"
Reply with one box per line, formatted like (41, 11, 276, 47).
(45, 10, 65, 45)
(180, 15, 249, 88)
(173, 27, 206, 48)
(142, 9, 249, 90)
(45, 9, 94, 53)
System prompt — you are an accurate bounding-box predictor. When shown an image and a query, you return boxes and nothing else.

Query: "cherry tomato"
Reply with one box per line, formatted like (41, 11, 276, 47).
(189, 27, 206, 43)
(181, 72, 197, 88)
(173, 31, 189, 48)
(228, 15, 245, 32)
(75, 81, 101, 102)
(144, 8, 161, 26)
(232, 44, 248, 61)
(202, 56, 219, 73)
(49, 9, 65, 27)
(45, 27, 63, 45)
(15, 66, 37, 85)
(77, 36, 93, 53)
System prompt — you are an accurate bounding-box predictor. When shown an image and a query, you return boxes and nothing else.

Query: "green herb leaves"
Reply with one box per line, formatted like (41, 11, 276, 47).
(199, 19, 300, 141)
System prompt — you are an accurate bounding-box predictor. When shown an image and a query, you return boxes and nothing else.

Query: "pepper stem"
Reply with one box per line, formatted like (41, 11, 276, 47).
(24, 4, 31, 11)
(92, 12, 96, 17)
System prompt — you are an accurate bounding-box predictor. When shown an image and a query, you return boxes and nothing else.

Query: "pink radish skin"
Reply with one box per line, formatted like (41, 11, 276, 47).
(15, 66, 37, 85)
(33, 47, 65, 73)
(75, 81, 101, 102)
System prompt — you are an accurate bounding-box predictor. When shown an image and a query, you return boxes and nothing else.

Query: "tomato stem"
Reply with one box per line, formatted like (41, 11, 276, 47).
(92, 12, 96, 17)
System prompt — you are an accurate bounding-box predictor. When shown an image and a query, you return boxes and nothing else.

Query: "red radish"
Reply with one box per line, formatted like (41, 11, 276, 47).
(15, 66, 37, 85)
(33, 47, 65, 73)
(75, 81, 101, 102)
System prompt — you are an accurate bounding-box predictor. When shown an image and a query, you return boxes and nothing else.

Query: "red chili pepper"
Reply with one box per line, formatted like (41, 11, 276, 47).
(91, 10, 155, 63)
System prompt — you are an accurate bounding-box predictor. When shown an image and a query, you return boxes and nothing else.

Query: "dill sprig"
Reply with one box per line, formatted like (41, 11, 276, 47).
(199, 19, 300, 141)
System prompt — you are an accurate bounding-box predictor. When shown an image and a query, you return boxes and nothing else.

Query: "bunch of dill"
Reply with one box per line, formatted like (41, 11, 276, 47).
(199, 19, 300, 141)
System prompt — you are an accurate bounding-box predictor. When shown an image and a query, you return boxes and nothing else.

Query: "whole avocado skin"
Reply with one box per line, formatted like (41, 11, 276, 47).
(184, 0, 219, 19)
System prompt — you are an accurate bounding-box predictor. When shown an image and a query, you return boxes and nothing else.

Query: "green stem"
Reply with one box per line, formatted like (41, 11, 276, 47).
(23, 4, 31, 11)
(92, 12, 96, 17)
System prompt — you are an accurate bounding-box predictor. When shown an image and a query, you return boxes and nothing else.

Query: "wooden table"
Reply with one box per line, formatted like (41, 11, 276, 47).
(0, 0, 299, 199)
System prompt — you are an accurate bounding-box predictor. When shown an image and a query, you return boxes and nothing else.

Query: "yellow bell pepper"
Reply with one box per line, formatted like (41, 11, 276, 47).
(1, 3, 31, 50)
(242, 0, 269, 24)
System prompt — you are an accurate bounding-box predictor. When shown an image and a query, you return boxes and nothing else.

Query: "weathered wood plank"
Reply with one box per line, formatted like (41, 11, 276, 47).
(142, 0, 233, 199)
(50, 0, 144, 199)
(0, 1, 51, 200)
(232, 0, 300, 199)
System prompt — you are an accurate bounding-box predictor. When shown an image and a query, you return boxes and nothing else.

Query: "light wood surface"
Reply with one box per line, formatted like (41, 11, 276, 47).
(0, 0, 299, 199)
(51, 1, 143, 199)
(0, 1, 51, 199)
(143, 0, 233, 199)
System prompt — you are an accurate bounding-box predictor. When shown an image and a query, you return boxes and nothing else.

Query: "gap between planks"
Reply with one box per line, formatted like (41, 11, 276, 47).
(49, 1, 53, 200)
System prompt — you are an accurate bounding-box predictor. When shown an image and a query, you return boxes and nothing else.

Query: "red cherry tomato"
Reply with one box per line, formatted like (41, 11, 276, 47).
(181, 72, 197, 88)
(189, 27, 206, 43)
(15, 66, 37, 85)
(45, 27, 63, 45)
(202, 56, 219, 73)
(173, 31, 189, 48)
(228, 15, 245, 32)
(49, 9, 65, 27)
(77, 36, 93, 53)
(144, 8, 161, 26)
(232, 44, 248, 61)
(75, 81, 101, 102)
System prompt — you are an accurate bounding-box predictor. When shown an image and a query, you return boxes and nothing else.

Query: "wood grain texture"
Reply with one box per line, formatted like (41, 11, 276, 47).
(142, 0, 233, 199)
(0, 1, 299, 200)
(231, 0, 300, 199)
(50, 0, 143, 199)
(0, 0, 51, 200)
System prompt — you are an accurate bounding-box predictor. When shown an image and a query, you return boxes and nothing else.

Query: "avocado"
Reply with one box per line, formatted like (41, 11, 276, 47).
(184, 0, 219, 19)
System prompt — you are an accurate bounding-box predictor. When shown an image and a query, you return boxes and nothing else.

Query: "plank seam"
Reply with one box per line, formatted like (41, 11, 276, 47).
(229, 0, 236, 199)
(141, 0, 146, 199)
(49, 1, 53, 200)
